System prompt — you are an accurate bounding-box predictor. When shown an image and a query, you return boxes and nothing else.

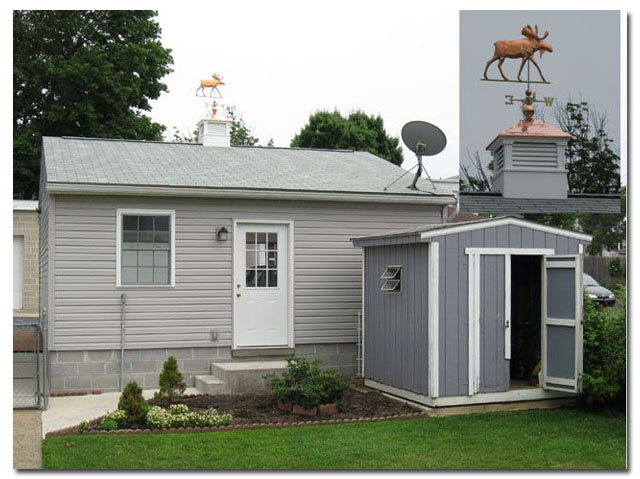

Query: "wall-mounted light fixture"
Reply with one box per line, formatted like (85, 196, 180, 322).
(216, 226, 229, 241)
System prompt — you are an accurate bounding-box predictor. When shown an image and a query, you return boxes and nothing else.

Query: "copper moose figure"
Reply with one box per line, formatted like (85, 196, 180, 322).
(196, 73, 225, 97)
(483, 25, 553, 82)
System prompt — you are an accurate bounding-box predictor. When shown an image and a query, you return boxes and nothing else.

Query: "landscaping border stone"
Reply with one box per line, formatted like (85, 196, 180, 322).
(45, 411, 429, 438)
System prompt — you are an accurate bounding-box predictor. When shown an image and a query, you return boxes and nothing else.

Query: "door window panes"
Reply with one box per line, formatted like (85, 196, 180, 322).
(245, 231, 278, 288)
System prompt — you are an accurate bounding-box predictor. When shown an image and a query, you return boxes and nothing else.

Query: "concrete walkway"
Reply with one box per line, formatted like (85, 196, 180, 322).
(41, 387, 199, 437)
(14, 410, 42, 469)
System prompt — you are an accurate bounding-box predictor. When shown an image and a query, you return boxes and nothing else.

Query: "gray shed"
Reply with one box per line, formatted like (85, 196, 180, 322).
(352, 217, 592, 407)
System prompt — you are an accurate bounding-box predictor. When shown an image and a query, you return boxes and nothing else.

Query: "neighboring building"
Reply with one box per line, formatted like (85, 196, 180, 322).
(39, 115, 457, 394)
(353, 217, 591, 407)
(13, 200, 39, 320)
(431, 175, 459, 198)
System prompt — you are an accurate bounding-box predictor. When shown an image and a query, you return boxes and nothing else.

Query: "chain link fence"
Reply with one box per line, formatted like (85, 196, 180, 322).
(13, 318, 44, 409)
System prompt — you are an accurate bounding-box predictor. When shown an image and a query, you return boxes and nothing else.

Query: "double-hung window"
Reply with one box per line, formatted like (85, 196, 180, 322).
(117, 209, 175, 287)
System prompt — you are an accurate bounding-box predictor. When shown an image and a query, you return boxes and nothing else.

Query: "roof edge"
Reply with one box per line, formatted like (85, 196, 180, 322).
(46, 182, 457, 206)
(418, 217, 591, 242)
(352, 216, 592, 244)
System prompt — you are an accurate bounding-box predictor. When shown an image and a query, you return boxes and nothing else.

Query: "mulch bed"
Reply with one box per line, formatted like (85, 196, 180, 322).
(46, 388, 426, 437)
(148, 388, 419, 424)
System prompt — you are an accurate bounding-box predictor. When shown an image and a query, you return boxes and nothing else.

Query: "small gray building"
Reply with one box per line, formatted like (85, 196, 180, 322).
(38, 115, 456, 394)
(352, 217, 591, 407)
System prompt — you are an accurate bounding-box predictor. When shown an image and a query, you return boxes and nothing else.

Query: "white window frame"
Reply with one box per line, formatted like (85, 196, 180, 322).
(116, 208, 176, 288)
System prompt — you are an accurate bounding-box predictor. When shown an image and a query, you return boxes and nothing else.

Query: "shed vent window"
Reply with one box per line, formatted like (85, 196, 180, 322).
(118, 210, 174, 286)
(381, 265, 402, 293)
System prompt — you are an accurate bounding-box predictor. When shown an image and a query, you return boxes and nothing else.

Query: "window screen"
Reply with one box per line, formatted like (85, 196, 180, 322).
(381, 265, 402, 293)
(121, 214, 171, 285)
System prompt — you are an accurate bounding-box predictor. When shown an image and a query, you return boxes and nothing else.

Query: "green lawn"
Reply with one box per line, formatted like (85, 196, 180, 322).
(42, 408, 626, 470)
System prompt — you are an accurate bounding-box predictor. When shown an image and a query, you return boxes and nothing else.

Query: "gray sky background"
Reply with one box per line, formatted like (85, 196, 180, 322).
(148, 2, 461, 181)
(460, 10, 624, 184)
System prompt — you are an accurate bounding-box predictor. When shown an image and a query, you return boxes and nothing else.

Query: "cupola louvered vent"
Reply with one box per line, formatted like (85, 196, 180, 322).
(512, 141, 558, 169)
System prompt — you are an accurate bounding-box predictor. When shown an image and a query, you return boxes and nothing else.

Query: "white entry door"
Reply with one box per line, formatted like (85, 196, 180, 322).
(542, 254, 583, 393)
(13, 236, 24, 310)
(233, 223, 290, 348)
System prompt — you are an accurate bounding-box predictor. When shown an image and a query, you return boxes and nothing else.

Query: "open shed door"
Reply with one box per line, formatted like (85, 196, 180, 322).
(542, 255, 583, 393)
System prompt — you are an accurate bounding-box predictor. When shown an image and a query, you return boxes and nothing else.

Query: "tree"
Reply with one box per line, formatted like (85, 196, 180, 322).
(290, 110, 403, 165)
(554, 102, 621, 194)
(460, 151, 492, 192)
(14, 10, 174, 198)
(578, 186, 626, 255)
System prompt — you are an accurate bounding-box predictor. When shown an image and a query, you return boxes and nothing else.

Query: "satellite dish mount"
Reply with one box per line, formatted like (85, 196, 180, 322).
(401, 121, 447, 191)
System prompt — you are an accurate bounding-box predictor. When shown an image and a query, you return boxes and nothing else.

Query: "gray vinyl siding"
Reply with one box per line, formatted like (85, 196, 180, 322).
(51, 194, 442, 351)
(432, 224, 587, 397)
(39, 159, 52, 340)
(363, 243, 429, 394)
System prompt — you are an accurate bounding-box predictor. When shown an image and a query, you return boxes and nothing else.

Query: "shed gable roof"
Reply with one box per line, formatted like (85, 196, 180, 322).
(352, 216, 592, 245)
(42, 136, 456, 202)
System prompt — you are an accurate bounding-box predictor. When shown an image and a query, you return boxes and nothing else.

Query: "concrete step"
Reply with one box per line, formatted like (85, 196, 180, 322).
(210, 360, 288, 394)
(194, 375, 226, 395)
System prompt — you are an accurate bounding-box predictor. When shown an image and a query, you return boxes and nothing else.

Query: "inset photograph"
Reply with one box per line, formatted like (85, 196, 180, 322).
(459, 10, 623, 214)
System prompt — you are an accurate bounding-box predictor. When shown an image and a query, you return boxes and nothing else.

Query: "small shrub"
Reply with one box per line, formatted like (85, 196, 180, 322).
(145, 405, 233, 429)
(168, 403, 189, 415)
(157, 356, 186, 399)
(581, 289, 626, 408)
(78, 421, 90, 433)
(607, 257, 625, 278)
(100, 418, 118, 431)
(270, 355, 351, 408)
(103, 409, 128, 427)
(117, 381, 149, 424)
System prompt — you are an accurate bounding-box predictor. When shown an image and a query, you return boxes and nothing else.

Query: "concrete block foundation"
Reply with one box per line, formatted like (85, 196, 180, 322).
(48, 343, 358, 393)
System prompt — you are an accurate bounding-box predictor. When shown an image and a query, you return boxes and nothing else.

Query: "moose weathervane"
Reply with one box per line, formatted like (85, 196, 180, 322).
(196, 73, 225, 98)
(483, 25, 553, 84)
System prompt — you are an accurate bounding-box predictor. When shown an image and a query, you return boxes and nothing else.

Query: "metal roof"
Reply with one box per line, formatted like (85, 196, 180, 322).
(42, 136, 455, 200)
(459, 192, 621, 214)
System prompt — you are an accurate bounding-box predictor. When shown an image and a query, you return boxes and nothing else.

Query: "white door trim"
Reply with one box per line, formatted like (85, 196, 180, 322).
(232, 219, 295, 350)
(541, 254, 582, 393)
(466, 248, 556, 396)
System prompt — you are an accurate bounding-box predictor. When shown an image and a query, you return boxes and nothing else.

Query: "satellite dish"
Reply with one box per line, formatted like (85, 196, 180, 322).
(401, 121, 447, 190)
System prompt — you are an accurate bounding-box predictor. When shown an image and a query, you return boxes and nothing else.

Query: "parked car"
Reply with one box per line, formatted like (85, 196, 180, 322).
(583, 273, 616, 306)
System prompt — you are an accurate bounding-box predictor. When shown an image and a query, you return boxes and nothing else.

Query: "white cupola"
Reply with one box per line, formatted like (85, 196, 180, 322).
(487, 113, 571, 200)
(197, 115, 232, 147)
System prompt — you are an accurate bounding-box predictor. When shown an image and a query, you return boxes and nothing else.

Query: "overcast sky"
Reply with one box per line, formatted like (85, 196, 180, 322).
(460, 10, 625, 184)
(148, 2, 461, 180)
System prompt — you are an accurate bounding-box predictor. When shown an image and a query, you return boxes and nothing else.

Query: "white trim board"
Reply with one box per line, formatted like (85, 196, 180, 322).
(364, 379, 576, 408)
(465, 248, 554, 256)
(427, 241, 439, 398)
(47, 182, 456, 206)
(419, 217, 592, 242)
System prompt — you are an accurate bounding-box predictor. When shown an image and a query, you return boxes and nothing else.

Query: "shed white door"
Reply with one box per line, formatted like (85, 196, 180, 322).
(233, 223, 289, 348)
(542, 255, 583, 393)
(13, 236, 24, 310)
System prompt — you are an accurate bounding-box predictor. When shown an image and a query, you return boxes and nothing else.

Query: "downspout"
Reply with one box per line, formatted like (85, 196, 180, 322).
(120, 293, 126, 391)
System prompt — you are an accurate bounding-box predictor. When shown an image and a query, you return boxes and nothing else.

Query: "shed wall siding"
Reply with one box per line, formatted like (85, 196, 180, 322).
(432, 224, 587, 397)
(363, 243, 429, 394)
(51, 194, 442, 351)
